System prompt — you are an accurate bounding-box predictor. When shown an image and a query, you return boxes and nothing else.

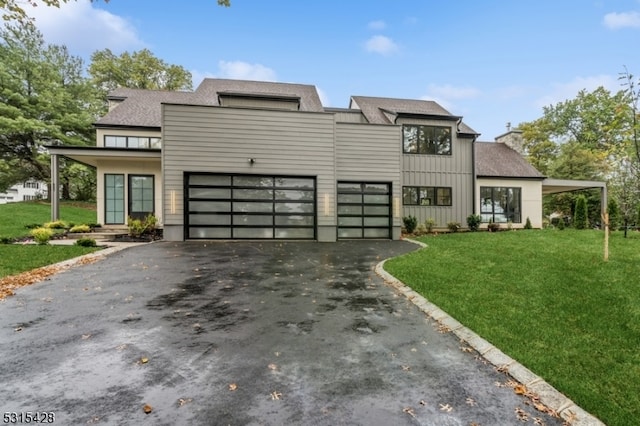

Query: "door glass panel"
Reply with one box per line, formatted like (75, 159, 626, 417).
(338, 217, 362, 227)
(233, 215, 273, 226)
(105, 174, 124, 224)
(234, 228, 273, 238)
(364, 205, 389, 215)
(337, 194, 362, 204)
(275, 189, 314, 201)
(234, 188, 273, 200)
(234, 176, 273, 187)
(189, 188, 230, 199)
(190, 175, 230, 186)
(364, 228, 390, 238)
(275, 203, 314, 213)
(364, 217, 389, 227)
(364, 194, 389, 204)
(275, 178, 314, 189)
(275, 228, 314, 239)
(233, 202, 273, 213)
(189, 214, 231, 225)
(189, 201, 231, 212)
(338, 228, 362, 238)
(337, 182, 362, 192)
(338, 205, 362, 215)
(189, 228, 231, 239)
(364, 183, 389, 193)
(275, 215, 314, 226)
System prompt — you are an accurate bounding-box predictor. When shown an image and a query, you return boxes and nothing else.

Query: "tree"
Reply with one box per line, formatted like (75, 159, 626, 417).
(0, 22, 100, 191)
(1, 0, 229, 23)
(607, 197, 620, 231)
(574, 195, 589, 229)
(89, 48, 193, 93)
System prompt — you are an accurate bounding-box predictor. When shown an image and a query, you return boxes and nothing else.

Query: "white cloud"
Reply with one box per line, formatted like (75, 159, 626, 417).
(28, 1, 144, 54)
(216, 60, 277, 81)
(603, 11, 640, 29)
(367, 20, 386, 30)
(364, 35, 399, 55)
(534, 74, 618, 108)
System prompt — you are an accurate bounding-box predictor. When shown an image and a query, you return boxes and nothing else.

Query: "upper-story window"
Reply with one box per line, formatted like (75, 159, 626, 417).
(104, 136, 161, 149)
(402, 125, 451, 155)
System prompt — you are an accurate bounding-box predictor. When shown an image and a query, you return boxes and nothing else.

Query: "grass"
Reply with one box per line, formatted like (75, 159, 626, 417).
(0, 201, 99, 278)
(384, 229, 640, 426)
(0, 245, 99, 277)
(0, 201, 96, 239)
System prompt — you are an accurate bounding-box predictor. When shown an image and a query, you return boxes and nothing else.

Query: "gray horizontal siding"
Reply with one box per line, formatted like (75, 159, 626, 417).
(336, 123, 401, 227)
(162, 104, 336, 227)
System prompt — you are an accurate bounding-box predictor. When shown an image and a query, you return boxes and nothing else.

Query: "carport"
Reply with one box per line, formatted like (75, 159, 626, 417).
(542, 178, 608, 224)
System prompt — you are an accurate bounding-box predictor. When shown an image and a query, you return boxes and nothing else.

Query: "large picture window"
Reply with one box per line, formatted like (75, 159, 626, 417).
(104, 135, 161, 149)
(403, 125, 451, 155)
(402, 186, 452, 206)
(480, 187, 521, 223)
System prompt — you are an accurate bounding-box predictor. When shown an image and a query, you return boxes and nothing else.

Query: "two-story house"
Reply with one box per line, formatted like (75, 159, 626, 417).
(47, 78, 606, 241)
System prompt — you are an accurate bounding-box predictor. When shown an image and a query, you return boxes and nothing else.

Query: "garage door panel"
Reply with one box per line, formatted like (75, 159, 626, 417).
(186, 173, 316, 240)
(337, 181, 391, 240)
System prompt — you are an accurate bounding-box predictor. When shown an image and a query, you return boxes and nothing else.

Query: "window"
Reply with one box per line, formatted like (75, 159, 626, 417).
(402, 186, 452, 206)
(480, 187, 521, 223)
(23, 181, 39, 189)
(129, 175, 154, 220)
(105, 174, 125, 224)
(402, 125, 451, 155)
(104, 136, 161, 149)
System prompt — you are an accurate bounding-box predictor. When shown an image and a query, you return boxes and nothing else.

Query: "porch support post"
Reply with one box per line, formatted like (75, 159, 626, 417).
(601, 186, 608, 230)
(51, 154, 59, 221)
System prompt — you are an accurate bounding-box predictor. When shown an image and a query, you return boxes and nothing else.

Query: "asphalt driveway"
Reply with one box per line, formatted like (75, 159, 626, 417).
(0, 241, 564, 425)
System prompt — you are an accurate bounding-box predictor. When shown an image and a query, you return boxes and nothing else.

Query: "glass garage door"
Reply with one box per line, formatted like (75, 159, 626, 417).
(186, 173, 316, 240)
(337, 182, 391, 239)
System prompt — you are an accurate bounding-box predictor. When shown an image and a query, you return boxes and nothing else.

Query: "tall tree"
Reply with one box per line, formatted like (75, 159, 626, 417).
(89, 48, 193, 93)
(0, 22, 100, 192)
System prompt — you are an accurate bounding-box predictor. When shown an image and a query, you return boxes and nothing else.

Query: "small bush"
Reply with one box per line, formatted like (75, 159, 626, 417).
(447, 221, 461, 232)
(127, 214, 158, 238)
(524, 217, 533, 229)
(23, 223, 41, 230)
(574, 195, 589, 230)
(487, 221, 500, 232)
(607, 199, 620, 231)
(557, 217, 565, 230)
(402, 215, 418, 234)
(69, 224, 91, 233)
(466, 214, 482, 232)
(424, 218, 436, 233)
(414, 223, 427, 235)
(31, 227, 54, 245)
(44, 220, 68, 229)
(75, 237, 97, 247)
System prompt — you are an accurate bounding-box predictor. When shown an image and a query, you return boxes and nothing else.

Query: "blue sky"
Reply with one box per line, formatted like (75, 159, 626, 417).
(22, 0, 640, 139)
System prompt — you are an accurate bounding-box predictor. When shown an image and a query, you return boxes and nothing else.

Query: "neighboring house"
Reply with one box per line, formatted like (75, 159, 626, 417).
(47, 78, 606, 241)
(0, 180, 47, 204)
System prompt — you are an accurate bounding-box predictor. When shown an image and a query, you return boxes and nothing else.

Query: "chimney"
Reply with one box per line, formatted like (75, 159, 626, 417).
(495, 126, 525, 155)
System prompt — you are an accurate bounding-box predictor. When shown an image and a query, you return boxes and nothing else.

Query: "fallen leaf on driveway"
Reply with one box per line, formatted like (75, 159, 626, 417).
(268, 363, 278, 371)
(439, 403, 453, 412)
(143, 404, 153, 414)
(402, 407, 416, 418)
(177, 398, 192, 407)
(140, 357, 149, 364)
(270, 391, 282, 400)
(229, 383, 238, 391)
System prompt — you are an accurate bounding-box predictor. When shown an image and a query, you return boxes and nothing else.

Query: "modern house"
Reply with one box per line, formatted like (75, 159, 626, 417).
(47, 78, 606, 241)
(0, 180, 47, 204)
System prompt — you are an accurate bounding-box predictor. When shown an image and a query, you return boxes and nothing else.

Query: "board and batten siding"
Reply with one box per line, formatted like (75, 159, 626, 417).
(335, 122, 402, 235)
(397, 117, 475, 228)
(161, 104, 337, 240)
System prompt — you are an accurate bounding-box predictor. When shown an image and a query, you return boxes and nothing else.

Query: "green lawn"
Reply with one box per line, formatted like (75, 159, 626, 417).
(384, 229, 640, 426)
(0, 201, 96, 239)
(0, 202, 99, 279)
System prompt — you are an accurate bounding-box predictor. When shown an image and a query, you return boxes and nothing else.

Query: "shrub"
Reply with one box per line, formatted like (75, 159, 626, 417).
(424, 218, 436, 233)
(0, 237, 14, 244)
(31, 227, 54, 245)
(556, 217, 565, 230)
(402, 215, 418, 234)
(69, 224, 91, 233)
(23, 223, 41, 230)
(447, 221, 461, 232)
(466, 214, 481, 232)
(574, 195, 589, 229)
(524, 217, 532, 229)
(127, 214, 158, 238)
(44, 220, 68, 229)
(487, 221, 500, 232)
(414, 223, 427, 235)
(75, 237, 97, 247)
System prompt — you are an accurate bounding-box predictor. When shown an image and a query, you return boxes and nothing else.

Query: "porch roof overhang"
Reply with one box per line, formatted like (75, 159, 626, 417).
(46, 146, 161, 167)
(542, 178, 606, 196)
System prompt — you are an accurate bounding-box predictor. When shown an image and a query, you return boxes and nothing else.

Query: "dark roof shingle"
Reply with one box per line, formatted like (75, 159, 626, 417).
(475, 142, 544, 178)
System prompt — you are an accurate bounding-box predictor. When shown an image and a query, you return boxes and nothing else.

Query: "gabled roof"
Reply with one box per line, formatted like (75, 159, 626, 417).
(475, 142, 544, 179)
(96, 79, 325, 128)
(96, 89, 202, 128)
(195, 79, 324, 112)
(349, 96, 479, 135)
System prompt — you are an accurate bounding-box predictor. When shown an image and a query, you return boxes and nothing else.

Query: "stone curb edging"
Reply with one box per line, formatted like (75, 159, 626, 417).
(375, 240, 605, 426)
(46, 242, 148, 271)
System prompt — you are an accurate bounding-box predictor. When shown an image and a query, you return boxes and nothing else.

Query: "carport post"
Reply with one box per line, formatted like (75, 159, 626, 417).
(50, 153, 59, 221)
(601, 186, 607, 230)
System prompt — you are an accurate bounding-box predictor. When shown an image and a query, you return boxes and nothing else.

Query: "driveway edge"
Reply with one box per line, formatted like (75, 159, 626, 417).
(375, 245, 605, 426)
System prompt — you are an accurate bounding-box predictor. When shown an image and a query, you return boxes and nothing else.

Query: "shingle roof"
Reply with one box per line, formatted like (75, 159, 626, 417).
(96, 79, 325, 128)
(475, 142, 544, 178)
(350, 96, 478, 135)
(195, 79, 324, 112)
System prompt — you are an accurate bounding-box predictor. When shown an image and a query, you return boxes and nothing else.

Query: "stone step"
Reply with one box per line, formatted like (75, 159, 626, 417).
(66, 231, 128, 241)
